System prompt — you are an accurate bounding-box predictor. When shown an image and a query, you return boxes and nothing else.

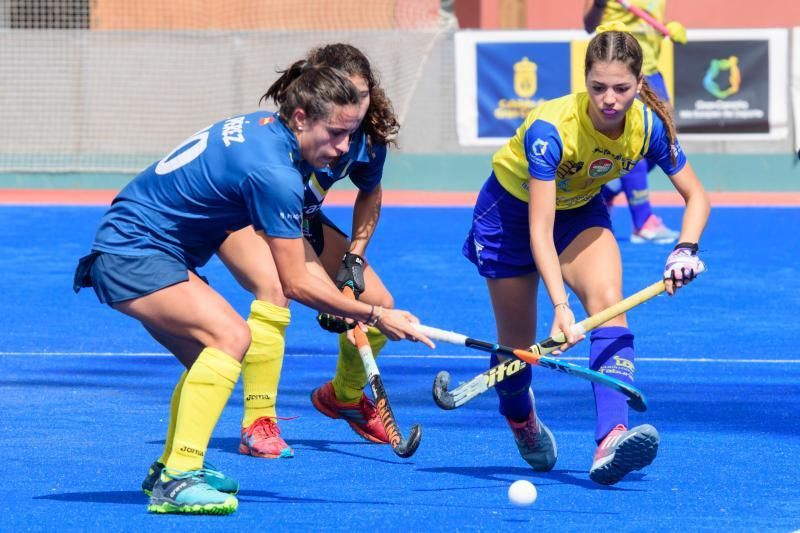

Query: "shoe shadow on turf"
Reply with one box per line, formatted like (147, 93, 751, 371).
(34, 489, 360, 506)
(146, 437, 409, 465)
(216, 437, 411, 465)
(34, 491, 144, 505)
(417, 466, 647, 491)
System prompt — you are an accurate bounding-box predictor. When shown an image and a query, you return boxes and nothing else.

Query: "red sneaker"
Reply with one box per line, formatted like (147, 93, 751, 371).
(310, 381, 389, 444)
(239, 416, 294, 459)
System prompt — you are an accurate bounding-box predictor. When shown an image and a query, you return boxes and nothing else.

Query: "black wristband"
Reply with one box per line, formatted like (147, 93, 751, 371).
(593, 0, 607, 8)
(674, 242, 699, 253)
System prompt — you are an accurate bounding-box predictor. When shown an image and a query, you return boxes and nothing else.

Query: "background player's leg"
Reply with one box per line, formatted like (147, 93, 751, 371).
(310, 222, 394, 443)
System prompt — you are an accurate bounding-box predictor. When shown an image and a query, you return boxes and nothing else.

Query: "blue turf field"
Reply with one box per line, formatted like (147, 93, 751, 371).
(1, 205, 799, 531)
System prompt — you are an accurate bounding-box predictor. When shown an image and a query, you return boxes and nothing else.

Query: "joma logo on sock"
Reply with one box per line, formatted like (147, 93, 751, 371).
(179, 446, 205, 457)
(245, 393, 272, 401)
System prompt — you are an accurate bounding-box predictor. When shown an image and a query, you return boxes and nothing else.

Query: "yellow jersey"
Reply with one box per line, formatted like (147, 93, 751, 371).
(492, 92, 685, 210)
(601, 0, 666, 75)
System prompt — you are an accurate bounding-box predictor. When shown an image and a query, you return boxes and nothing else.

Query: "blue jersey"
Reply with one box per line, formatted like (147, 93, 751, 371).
(92, 112, 310, 268)
(302, 129, 385, 218)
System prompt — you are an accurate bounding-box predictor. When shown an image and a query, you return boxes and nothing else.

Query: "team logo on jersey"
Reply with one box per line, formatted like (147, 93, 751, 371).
(259, 117, 274, 126)
(588, 158, 614, 178)
(530, 138, 548, 157)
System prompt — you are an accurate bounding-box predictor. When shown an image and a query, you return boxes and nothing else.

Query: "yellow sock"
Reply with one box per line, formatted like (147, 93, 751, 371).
(241, 300, 291, 428)
(157, 370, 187, 465)
(165, 347, 241, 473)
(332, 327, 387, 404)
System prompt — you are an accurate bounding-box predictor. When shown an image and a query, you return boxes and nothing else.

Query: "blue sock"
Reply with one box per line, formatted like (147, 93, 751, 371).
(621, 161, 652, 230)
(589, 326, 635, 442)
(600, 180, 621, 205)
(490, 352, 532, 422)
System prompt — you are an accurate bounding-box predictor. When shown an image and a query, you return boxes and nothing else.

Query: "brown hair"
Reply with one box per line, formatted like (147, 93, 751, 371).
(262, 43, 399, 148)
(274, 65, 361, 125)
(585, 31, 678, 163)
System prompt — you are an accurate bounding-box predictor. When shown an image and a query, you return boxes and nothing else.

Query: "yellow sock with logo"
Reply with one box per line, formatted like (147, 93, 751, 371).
(241, 300, 291, 428)
(157, 370, 187, 465)
(331, 327, 387, 404)
(165, 347, 241, 474)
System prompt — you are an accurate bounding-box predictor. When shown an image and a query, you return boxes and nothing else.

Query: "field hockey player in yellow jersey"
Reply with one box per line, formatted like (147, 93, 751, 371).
(463, 26, 710, 485)
(584, 0, 687, 243)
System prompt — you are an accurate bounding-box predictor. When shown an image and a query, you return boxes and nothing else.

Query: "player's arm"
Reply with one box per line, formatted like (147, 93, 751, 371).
(349, 183, 381, 257)
(583, 0, 607, 33)
(668, 161, 710, 246)
(335, 144, 387, 297)
(649, 126, 710, 295)
(523, 121, 579, 352)
(528, 179, 579, 352)
(263, 233, 432, 346)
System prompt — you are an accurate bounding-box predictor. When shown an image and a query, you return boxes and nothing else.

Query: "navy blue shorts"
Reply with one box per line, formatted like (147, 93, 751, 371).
(462, 174, 612, 279)
(73, 251, 197, 305)
(303, 211, 348, 257)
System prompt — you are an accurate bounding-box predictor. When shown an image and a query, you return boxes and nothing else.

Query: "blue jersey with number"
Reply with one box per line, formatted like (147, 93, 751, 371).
(302, 129, 385, 218)
(92, 111, 310, 268)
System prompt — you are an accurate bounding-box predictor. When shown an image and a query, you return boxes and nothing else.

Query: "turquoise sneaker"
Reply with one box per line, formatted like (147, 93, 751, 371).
(142, 461, 239, 496)
(506, 410, 557, 472)
(147, 468, 238, 515)
(589, 424, 659, 485)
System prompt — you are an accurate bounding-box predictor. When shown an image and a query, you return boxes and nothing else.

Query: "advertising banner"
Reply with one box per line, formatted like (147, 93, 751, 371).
(674, 29, 788, 140)
(455, 30, 585, 146)
(456, 28, 789, 146)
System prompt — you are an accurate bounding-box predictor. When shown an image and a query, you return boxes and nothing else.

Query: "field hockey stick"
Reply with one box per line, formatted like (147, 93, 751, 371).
(416, 280, 666, 412)
(617, 0, 670, 38)
(342, 286, 422, 458)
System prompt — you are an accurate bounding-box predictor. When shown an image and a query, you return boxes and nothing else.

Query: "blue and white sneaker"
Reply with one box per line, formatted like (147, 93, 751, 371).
(141, 460, 239, 496)
(589, 424, 659, 485)
(147, 467, 238, 515)
(506, 410, 557, 472)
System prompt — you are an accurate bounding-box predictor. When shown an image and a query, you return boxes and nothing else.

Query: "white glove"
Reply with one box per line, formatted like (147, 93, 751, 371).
(663, 243, 705, 285)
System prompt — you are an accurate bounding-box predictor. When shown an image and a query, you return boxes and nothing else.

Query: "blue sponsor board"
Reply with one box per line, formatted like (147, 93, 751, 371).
(476, 42, 571, 139)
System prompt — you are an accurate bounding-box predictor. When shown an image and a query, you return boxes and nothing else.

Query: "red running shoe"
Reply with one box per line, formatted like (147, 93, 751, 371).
(310, 381, 389, 444)
(239, 416, 294, 459)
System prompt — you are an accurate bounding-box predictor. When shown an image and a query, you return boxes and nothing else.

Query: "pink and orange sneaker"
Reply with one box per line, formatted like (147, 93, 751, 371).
(589, 424, 659, 485)
(631, 214, 679, 244)
(239, 416, 294, 459)
(310, 381, 389, 444)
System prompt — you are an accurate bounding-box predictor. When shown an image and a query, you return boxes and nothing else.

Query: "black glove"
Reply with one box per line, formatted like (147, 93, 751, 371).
(335, 252, 366, 298)
(316, 312, 356, 334)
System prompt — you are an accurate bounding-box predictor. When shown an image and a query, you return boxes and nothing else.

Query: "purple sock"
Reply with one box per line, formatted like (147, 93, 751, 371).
(589, 326, 635, 442)
(621, 161, 652, 230)
(490, 352, 532, 422)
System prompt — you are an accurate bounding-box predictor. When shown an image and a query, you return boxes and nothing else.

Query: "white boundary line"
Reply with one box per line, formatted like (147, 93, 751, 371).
(1, 352, 799, 364)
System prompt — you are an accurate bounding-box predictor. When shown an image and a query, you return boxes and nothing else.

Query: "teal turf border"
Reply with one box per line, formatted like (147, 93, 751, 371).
(0, 153, 797, 192)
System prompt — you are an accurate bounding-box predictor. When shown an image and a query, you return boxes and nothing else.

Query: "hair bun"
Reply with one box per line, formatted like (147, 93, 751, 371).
(596, 21, 629, 34)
